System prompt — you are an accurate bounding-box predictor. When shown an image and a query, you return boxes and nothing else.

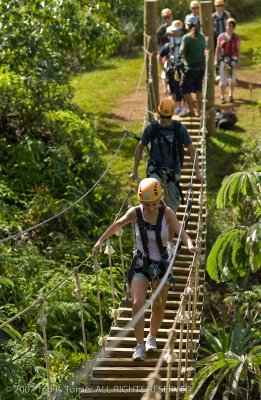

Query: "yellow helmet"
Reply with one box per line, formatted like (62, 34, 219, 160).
(138, 178, 163, 203)
(158, 98, 174, 116)
(190, 1, 200, 9)
(214, 0, 224, 5)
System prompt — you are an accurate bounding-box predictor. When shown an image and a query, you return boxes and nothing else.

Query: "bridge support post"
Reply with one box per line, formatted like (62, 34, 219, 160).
(144, 0, 159, 122)
(200, 1, 216, 135)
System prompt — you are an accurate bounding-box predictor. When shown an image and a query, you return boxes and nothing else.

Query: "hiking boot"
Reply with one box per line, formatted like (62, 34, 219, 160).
(132, 344, 146, 361)
(221, 96, 226, 104)
(229, 96, 234, 103)
(145, 335, 157, 352)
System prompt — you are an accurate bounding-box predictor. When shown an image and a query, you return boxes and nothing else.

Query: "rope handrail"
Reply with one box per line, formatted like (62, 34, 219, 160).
(140, 186, 204, 399)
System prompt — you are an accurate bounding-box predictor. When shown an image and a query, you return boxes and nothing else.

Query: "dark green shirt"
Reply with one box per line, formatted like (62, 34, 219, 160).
(180, 32, 206, 68)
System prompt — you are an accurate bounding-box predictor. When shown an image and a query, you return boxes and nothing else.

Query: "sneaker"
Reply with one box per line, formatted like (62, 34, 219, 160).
(180, 107, 189, 115)
(229, 96, 234, 103)
(132, 344, 146, 361)
(174, 107, 182, 115)
(145, 335, 157, 352)
(221, 96, 226, 104)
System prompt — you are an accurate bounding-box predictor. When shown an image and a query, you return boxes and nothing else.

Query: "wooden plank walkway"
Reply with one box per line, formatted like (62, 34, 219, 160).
(81, 117, 206, 400)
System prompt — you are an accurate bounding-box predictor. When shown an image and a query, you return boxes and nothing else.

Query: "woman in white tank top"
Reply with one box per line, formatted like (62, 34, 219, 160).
(93, 178, 198, 361)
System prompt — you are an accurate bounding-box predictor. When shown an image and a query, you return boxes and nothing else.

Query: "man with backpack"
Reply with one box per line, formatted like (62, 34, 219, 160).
(130, 98, 204, 213)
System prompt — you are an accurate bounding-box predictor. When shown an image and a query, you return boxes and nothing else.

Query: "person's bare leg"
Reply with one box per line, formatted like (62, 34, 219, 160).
(229, 83, 235, 98)
(149, 284, 169, 336)
(131, 277, 149, 344)
(196, 91, 202, 116)
(183, 93, 195, 115)
(221, 85, 226, 98)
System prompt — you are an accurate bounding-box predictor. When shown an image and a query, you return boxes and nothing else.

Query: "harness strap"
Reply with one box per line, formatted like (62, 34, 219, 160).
(135, 204, 167, 259)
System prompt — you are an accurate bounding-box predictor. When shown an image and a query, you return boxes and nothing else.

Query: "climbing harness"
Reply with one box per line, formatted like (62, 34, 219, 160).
(128, 204, 175, 290)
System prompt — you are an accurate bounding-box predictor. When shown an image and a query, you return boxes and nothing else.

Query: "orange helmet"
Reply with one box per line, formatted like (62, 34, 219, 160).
(138, 178, 163, 203)
(158, 98, 174, 116)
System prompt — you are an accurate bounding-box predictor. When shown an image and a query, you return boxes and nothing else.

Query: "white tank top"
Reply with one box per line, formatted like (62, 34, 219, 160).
(135, 205, 169, 264)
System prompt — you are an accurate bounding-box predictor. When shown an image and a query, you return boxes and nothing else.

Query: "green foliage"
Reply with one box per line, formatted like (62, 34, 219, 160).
(224, 285, 261, 324)
(207, 222, 261, 283)
(216, 170, 261, 210)
(185, 317, 261, 400)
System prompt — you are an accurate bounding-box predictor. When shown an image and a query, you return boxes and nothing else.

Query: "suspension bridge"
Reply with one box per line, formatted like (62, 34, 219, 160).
(80, 114, 206, 400)
(0, 8, 210, 400)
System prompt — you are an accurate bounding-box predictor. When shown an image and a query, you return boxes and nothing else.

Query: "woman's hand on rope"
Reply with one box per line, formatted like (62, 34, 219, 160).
(188, 243, 199, 254)
(130, 171, 140, 182)
(93, 240, 103, 253)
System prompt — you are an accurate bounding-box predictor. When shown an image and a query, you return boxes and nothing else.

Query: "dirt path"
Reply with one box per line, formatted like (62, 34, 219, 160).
(112, 69, 261, 122)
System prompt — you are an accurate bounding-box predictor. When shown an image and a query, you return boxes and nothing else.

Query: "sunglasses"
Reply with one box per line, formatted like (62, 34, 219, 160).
(160, 114, 172, 120)
(191, 7, 199, 9)
(216, 4, 224, 7)
(163, 15, 171, 20)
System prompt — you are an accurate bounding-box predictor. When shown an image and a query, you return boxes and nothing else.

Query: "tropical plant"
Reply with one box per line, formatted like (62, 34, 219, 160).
(207, 170, 261, 285)
(185, 317, 261, 400)
(224, 284, 261, 325)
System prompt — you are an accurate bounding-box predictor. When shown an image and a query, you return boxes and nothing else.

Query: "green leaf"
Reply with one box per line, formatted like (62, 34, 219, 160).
(204, 367, 230, 400)
(0, 276, 14, 288)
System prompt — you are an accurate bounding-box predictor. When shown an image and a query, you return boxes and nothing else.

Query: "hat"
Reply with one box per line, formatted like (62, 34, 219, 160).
(166, 26, 176, 35)
(214, 0, 224, 5)
(186, 15, 198, 26)
(171, 20, 183, 31)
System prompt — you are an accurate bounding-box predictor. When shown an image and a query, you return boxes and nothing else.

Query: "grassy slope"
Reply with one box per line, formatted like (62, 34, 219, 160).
(206, 19, 261, 246)
(236, 17, 261, 71)
(71, 52, 145, 210)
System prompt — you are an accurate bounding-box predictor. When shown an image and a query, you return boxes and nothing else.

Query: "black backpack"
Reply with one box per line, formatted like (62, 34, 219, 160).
(150, 121, 184, 172)
(215, 109, 237, 129)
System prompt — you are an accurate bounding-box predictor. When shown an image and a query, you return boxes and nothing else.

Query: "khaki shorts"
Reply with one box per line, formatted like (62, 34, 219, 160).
(219, 60, 237, 86)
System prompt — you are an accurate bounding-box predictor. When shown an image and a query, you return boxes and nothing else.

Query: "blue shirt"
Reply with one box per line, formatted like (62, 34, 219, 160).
(141, 121, 192, 173)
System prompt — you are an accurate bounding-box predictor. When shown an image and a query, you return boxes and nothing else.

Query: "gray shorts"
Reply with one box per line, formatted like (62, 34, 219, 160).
(148, 172, 181, 213)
